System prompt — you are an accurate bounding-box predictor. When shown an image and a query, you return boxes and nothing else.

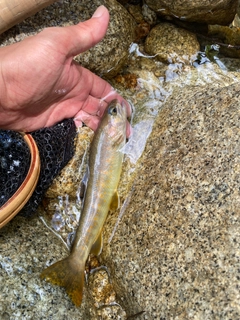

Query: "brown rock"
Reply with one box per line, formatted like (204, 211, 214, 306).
(145, 0, 238, 25)
(144, 22, 200, 64)
(75, 0, 136, 78)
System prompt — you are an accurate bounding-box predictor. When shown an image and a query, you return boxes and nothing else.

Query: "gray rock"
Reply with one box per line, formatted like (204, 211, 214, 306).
(142, 3, 158, 26)
(144, 22, 200, 64)
(0, 215, 97, 319)
(100, 82, 240, 319)
(0, 0, 136, 78)
(145, 0, 238, 25)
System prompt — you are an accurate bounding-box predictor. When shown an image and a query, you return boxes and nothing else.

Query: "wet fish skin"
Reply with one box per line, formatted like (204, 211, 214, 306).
(40, 99, 127, 306)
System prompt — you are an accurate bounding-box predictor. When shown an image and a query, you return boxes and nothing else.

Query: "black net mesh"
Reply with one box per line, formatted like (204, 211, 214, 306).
(0, 119, 76, 216)
(22, 118, 76, 215)
(0, 131, 31, 206)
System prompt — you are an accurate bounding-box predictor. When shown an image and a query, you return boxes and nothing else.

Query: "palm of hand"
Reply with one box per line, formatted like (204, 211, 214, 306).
(0, 7, 127, 132)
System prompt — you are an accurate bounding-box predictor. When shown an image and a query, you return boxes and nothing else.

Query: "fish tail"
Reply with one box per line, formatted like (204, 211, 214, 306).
(40, 255, 85, 306)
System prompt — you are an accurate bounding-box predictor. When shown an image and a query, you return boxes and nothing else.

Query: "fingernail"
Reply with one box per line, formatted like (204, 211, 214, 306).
(92, 5, 106, 18)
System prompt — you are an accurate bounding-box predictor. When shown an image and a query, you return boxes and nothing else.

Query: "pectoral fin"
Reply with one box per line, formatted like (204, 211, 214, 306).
(90, 232, 103, 256)
(110, 192, 119, 211)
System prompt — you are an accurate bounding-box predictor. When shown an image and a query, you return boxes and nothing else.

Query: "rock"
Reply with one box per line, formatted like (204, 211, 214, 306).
(144, 22, 200, 64)
(145, 0, 238, 25)
(0, 215, 98, 319)
(142, 3, 158, 26)
(0, 0, 136, 78)
(126, 4, 151, 41)
(74, 0, 136, 78)
(101, 82, 240, 318)
(208, 24, 240, 59)
(127, 4, 144, 24)
(116, 0, 129, 5)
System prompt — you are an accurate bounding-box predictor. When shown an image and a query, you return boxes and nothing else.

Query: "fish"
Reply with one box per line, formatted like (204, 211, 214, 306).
(40, 99, 127, 306)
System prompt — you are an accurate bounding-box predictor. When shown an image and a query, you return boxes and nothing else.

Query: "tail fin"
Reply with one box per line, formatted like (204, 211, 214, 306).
(40, 256, 85, 306)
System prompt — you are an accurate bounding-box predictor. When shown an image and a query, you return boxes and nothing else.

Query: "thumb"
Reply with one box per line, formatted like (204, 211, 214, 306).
(65, 5, 110, 57)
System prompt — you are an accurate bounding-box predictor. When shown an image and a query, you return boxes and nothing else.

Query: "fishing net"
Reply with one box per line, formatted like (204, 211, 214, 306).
(0, 131, 31, 206)
(0, 119, 76, 216)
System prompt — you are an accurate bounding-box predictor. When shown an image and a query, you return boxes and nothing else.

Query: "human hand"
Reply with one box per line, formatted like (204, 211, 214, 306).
(0, 6, 131, 134)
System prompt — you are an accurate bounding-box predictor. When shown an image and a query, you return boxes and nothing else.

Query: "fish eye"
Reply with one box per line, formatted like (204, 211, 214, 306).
(108, 106, 117, 116)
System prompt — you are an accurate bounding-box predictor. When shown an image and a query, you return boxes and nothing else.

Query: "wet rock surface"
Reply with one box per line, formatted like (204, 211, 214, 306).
(208, 24, 240, 59)
(101, 82, 240, 319)
(144, 22, 200, 64)
(0, 0, 136, 79)
(145, 0, 238, 25)
(0, 216, 97, 319)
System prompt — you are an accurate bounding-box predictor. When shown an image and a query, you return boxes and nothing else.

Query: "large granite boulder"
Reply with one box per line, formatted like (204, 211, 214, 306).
(144, 22, 200, 64)
(0, 0, 136, 78)
(145, 0, 238, 25)
(101, 82, 240, 318)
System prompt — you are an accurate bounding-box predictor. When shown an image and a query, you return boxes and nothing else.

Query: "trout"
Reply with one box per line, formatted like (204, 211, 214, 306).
(40, 99, 127, 306)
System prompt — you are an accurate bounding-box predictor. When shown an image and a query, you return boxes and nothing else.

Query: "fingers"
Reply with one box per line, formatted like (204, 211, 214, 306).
(65, 6, 110, 57)
(74, 110, 100, 131)
(74, 109, 132, 139)
(74, 97, 132, 139)
(78, 66, 132, 118)
(73, 67, 132, 135)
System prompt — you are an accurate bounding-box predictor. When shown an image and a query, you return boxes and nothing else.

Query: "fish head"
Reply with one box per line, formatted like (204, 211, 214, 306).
(101, 99, 127, 146)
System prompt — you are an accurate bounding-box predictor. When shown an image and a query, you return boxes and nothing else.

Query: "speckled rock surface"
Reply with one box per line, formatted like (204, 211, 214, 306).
(0, 0, 136, 78)
(101, 83, 240, 319)
(144, 22, 200, 64)
(0, 215, 97, 319)
(142, 3, 158, 26)
(145, 0, 238, 25)
(73, 0, 136, 78)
